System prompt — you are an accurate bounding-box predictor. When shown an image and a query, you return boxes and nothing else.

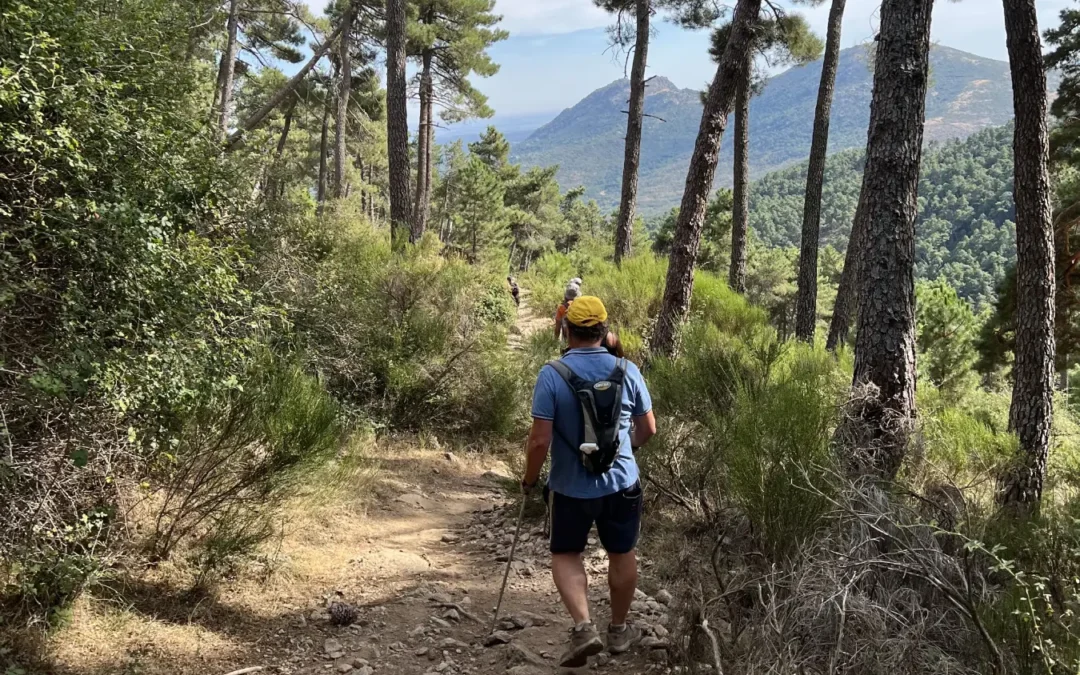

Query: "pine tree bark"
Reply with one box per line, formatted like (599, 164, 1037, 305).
(826, 183, 869, 351)
(333, 5, 355, 200)
(613, 0, 650, 265)
(386, 0, 412, 246)
(728, 65, 751, 295)
(264, 98, 296, 199)
(227, 17, 348, 148)
(215, 0, 241, 141)
(412, 49, 435, 241)
(317, 96, 331, 212)
(794, 0, 847, 342)
(1001, 0, 1055, 508)
(848, 0, 934, 480)
(650, 0, 761, 358)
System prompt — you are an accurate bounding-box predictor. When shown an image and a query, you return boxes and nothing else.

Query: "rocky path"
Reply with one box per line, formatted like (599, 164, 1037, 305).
(280, 451, 675, 675)
(507, 289, 552, 353)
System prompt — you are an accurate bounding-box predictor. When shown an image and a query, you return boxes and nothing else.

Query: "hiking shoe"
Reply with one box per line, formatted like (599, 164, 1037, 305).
(559, 622, 604, 667)
(606, 622, 642, 654)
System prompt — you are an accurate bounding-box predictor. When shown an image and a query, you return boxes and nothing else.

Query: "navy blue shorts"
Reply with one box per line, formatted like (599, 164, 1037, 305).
(548, 482, 643, 555)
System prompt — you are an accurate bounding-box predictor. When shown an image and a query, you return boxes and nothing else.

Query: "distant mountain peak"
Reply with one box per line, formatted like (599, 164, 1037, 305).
(645, 75, 678, 94)
(513, 44, 1023, 216)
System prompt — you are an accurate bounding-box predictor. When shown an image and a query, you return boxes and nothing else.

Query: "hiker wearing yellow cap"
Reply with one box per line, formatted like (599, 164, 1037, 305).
(522, 295, 657, 667)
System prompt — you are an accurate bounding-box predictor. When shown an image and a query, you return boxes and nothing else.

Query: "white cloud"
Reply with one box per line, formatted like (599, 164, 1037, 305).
(493, 0, 610, 36)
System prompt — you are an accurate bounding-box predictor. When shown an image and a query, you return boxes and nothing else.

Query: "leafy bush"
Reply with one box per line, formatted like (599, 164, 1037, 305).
(147, 357, 341, 566)
(291, 222, 525, 438)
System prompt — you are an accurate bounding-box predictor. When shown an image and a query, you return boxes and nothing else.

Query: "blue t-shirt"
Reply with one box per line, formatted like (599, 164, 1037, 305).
(531, 347, 652, 499)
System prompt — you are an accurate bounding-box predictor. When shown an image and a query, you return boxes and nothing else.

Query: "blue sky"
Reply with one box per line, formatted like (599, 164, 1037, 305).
(305, 0, 1073, 119)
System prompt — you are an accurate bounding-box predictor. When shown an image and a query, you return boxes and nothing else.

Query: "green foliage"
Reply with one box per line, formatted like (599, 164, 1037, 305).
(751, 124, 1017, 308)
(290, 219, 523, 437)
(916, 279, 981, 400)
(408, 0, 508, 123)
(651, 189, 733, 273)
(148, 357, 342, 565)
(1046, 3, 1080, 163)
(645, 328, 845, 560)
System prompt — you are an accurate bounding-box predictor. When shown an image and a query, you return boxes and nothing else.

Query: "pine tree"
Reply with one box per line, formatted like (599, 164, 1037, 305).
(386, 0, 412, 245)
(1000, 0, 1055, 507)
(212, 0, 306, 141)
(650, 0, 762, 358)
(847, 0, 934, 479)
(409, 0, 507, 242)
(709, 15, 823, 296)
(794, 0, 847, 342)
(825, 184, 868, 351)
(333, 2, 356, 200)
(598, 0, 652, 264)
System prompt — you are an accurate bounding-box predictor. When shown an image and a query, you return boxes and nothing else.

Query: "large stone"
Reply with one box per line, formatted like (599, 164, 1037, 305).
(439, 637, 470, 650)
(656, 589, 673, 605)
(506, 667, 546, 675)
(324, 637, 345, 658)
(516, 610, 548, 627)
(506, 643, 547, 667)
(484, 631, 513, 647)
(501, 665, 544, 673)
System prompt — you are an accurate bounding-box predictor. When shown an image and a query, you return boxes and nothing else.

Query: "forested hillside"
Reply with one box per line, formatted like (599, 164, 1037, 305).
(750, 123, 1016, 307)
(6, 0, 1080, 674)
(514, 45, 1031, 215)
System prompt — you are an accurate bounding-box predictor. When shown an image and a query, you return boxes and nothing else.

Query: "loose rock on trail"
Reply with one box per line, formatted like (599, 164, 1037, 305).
(275, 450, 676, 675)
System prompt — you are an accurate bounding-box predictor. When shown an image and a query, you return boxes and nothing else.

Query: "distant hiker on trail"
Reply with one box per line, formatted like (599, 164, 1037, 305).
(553, 282, 582, 341)
(521, 295, 657, 668)
(508, 276, 520, 307)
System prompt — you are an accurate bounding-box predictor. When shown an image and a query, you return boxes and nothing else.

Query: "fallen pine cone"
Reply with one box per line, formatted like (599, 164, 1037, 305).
(329, 600, 358, 626)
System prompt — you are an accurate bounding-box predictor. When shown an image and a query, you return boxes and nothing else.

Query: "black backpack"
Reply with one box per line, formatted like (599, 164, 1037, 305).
(546, 358, 628, 474)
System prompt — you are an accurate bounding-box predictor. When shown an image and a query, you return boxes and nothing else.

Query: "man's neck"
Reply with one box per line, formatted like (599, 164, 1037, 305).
(567, 339, 603, 350)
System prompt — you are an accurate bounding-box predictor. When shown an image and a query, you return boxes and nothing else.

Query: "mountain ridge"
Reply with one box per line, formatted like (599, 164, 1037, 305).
(511, 44, 1038, 215)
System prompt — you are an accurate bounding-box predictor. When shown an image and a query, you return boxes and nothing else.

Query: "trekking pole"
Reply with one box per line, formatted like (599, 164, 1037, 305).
(490, 494, 528, 634)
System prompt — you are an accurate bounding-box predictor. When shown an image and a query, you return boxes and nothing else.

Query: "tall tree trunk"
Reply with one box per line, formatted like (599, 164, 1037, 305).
(728, 66, 751, 295)
(333, 5, 355, 200)
(650, 0, 762, 358)
(848, 0, 934, 480)
(358, 155, 367, 216)
(264, 99, 296, 199)
(613, 0, 650, 265)
(215, 0, 241, 141)
(1001, 0, 1055, 508)
(826, 183, 869, 351)
(794, 0, 847, 342)
(368, 164, 377, 221)
(227, 17, 348, 148)
(317, 97, 331, 212)
(412, 49, 435, 241)
(386, 0, 412, 246)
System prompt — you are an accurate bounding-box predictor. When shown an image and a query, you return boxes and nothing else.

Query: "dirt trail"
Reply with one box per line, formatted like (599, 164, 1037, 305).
(508, 289, 552, 353)
(43, 447, 674, 675)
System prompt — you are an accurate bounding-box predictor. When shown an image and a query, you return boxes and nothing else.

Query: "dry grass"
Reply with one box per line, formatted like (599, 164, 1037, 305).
(0, 434, 515, 675)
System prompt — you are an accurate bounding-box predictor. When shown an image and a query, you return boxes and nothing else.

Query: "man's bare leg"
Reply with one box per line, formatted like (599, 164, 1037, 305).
(608, 550, 637, 625)
(552, 552, 590, 623)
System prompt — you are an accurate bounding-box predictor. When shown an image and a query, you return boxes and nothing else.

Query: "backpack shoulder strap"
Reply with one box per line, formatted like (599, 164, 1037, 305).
(546, 359, 575, 386)
(609, 358, 628, 384)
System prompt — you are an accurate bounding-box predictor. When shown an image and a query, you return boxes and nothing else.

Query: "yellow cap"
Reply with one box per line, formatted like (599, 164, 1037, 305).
(566, 295, 608, 327)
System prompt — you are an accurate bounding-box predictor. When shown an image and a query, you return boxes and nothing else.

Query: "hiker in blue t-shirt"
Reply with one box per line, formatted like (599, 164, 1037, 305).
(521, 295, 657, 668)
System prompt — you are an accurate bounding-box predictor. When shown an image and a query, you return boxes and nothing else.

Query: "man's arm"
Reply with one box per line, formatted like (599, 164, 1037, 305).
(523, 418, 553, 487)
(631, 410, 656, 449)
